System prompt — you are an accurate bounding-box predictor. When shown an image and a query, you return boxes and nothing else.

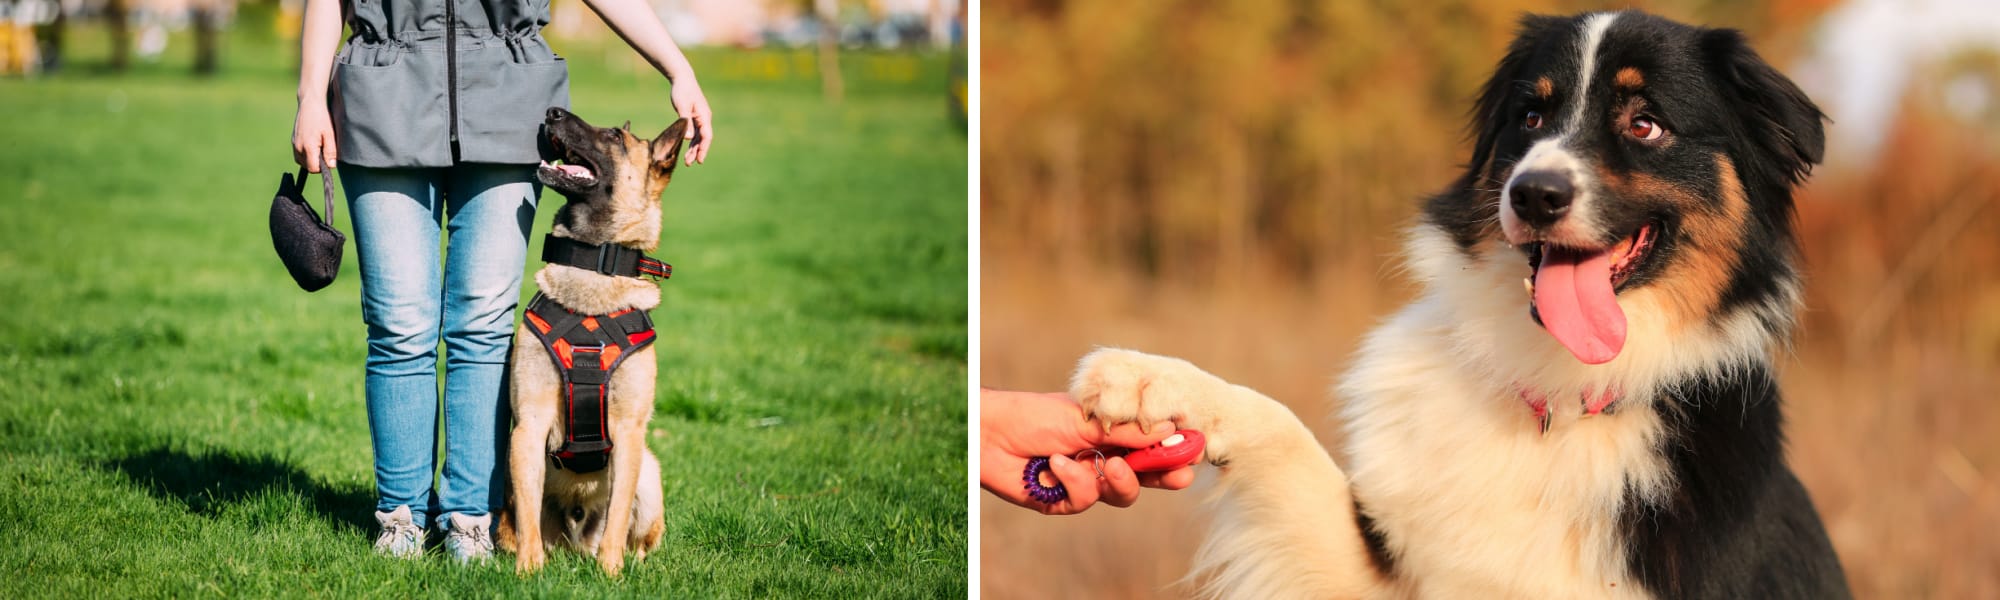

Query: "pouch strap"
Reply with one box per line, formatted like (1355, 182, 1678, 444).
(292, 152, 338, 228)
(322, 160, 337, 228)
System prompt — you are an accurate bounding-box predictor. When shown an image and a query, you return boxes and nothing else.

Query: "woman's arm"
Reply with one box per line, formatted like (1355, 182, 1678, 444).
(291, 0, 344, 172)
(579, 0, 714, 165)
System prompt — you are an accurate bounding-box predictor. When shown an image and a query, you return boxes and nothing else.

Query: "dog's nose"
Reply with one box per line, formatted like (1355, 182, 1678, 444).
(1509, 171, 1574, 227)
(546, 107, 567, 122)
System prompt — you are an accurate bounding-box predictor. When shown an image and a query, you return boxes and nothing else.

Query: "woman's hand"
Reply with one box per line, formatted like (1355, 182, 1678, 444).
(581, 0, 713, 165)
(670, 77, 713, 166)
(981, 389, 1198, 515)
(292, 99, 338, 173)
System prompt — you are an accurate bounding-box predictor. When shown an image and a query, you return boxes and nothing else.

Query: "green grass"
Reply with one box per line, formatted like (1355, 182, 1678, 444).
(0, 20, 967, 599)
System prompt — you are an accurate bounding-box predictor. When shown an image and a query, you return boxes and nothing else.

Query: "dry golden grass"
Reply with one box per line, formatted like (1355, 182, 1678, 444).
(980, 1, 2000, 598)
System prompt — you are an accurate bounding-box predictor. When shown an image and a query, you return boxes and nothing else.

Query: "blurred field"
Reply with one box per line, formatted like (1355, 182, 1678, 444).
(0, 13, 967, 598)
(980, 1, 2000, 598)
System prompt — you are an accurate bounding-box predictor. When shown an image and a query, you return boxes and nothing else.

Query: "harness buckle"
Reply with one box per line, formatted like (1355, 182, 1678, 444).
(566, 343, 609, 383)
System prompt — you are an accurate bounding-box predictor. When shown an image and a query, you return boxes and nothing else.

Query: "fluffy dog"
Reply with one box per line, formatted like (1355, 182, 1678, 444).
(499, 107, 685, 576)
(1069, 11, 1848, 599)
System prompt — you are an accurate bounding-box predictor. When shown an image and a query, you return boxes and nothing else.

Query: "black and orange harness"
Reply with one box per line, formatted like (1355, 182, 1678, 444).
(523, 234, 670, 473)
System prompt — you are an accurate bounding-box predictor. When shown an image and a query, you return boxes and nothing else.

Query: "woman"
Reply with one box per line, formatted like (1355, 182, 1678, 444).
(289, 0, 714, 562)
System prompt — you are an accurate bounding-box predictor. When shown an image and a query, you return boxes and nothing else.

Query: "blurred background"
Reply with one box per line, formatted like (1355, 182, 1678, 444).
(981, 0, 2000, 598)
(0, 0, 968, 595)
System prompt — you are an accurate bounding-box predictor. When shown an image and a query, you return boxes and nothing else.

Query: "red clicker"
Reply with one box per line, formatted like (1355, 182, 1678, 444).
(1119, 430, 1205, 472)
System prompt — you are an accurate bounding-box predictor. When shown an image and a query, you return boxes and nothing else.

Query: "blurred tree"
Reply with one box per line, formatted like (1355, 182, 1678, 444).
(33, 1, 64, 72)
(106, 0, 129, 71)
(815, 0, 843, 103)
(192, 0, 221, 75)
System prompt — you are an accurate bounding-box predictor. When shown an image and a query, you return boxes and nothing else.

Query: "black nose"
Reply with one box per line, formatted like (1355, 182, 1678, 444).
(1509, 171, 1574, 226)
(546, 107, 567, 122)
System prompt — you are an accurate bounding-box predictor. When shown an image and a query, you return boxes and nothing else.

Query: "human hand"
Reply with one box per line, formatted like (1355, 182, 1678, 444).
(669, 77, 713, 165)
(981, 389, 1198, 515)
(292, 98, 338, 173)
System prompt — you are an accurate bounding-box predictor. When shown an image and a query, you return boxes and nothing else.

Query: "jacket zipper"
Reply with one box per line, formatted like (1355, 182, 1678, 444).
(444, 0, 459, 158)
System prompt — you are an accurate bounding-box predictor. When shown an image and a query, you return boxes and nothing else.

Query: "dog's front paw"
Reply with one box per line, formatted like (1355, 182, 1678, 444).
(597, 548, 625, 577)
(1071, 348, 1241, 462)
(514, 545, 546, 575)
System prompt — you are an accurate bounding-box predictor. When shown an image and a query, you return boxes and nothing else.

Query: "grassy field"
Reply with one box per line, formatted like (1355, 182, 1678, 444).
(0, 21, 967, 599)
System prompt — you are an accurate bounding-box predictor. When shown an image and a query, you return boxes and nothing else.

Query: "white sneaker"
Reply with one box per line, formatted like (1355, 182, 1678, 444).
(373, 506, 425, 559)
(441, 513, 494, 564)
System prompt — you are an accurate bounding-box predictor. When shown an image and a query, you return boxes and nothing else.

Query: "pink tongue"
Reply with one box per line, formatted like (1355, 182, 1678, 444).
(1533, 247, 1626, 364)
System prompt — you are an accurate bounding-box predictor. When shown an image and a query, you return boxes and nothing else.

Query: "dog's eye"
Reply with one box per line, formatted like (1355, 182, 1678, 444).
(1629, 116, 1665, 141)
(568, 507, 586, 522)
(1524, 110, 1545, 130)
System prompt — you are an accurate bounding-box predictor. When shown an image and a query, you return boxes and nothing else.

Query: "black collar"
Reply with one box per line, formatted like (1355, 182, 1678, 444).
(541, 234, 671, 279)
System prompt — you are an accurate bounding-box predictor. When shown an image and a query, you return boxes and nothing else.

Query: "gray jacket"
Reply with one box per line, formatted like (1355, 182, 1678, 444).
(332, 0, 569, 167)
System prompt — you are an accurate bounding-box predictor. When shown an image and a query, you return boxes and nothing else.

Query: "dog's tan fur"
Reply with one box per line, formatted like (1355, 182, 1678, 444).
(497, 451, 667, 563)
(501, 116, 688, 576)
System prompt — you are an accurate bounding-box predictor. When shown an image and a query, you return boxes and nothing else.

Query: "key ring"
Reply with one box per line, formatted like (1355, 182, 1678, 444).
(1022, 449, 1111, 505)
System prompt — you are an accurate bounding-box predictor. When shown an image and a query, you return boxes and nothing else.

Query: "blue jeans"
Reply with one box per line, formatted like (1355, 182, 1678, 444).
(342, 163, 539, 530)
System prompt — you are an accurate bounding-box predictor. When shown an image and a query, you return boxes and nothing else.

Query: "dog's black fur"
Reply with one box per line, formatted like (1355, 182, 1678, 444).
(1625, 365, 1847, 598)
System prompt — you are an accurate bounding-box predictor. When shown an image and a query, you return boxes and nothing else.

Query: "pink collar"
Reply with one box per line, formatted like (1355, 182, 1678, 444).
(1517, 386, 1620, 434)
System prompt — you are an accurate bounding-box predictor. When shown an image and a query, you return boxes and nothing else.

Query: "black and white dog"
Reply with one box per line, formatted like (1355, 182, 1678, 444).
(1069, 11, 1849, 598)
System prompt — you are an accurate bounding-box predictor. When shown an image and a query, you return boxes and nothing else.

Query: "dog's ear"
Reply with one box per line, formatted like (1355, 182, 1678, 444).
(1702, 28, 1826, 186)
(650, 118, 690, 173)
(1464, 14, 1566, 183)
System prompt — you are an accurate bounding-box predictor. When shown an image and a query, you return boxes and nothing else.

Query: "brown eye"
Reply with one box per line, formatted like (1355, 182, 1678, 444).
(1629, 116, 1664, 141)
(1524, 111, 1545, 130)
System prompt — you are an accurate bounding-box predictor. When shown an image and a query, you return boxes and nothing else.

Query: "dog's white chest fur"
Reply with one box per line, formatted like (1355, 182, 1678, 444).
(1339, 296, 1669, 599)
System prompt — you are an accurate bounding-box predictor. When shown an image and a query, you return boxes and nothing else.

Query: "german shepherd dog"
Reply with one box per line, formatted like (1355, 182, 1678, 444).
(498, 108, 687, 576)
(1068, 11, 1847, 598)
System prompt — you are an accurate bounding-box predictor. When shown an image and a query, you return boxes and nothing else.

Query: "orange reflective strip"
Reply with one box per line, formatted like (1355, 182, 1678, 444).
(601, 344, 622, 369)
(581, 317, 599, 332)
(525, 311, 551, 333)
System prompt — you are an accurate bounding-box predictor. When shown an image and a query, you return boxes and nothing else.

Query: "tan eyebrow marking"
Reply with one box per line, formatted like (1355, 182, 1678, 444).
(1535, 77, 1554, 99)
(1615, 67, 1645, 90)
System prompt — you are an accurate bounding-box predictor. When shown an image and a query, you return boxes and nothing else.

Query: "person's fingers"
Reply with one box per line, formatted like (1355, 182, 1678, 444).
(1044, 454, 1100, 514)
(1138, 466, 1198, 490)
(695, 109, 714, 164)
(302, 139, 321, 173)
(982, 468, 1037, 508)
(682, 111, 701, 166)
(1098, 457, 1143, 508)
(672, 101, 697, 166)
(321, 131, 339, 169)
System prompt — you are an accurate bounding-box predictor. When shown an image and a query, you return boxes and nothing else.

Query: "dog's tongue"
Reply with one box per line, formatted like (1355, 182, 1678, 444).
(1534, 246, 1626, 364)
